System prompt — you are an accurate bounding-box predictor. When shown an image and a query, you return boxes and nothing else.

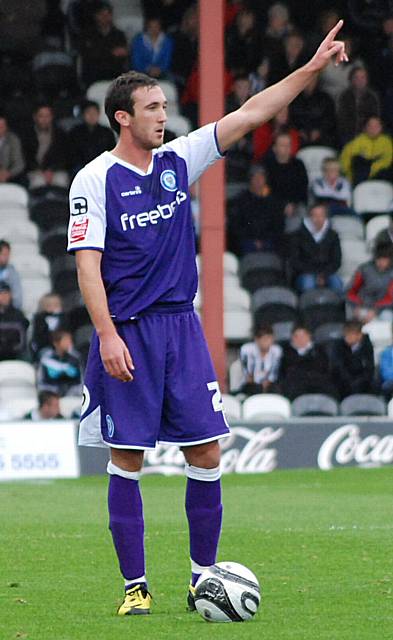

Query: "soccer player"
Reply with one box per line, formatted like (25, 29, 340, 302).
(67, 21, 347, 615)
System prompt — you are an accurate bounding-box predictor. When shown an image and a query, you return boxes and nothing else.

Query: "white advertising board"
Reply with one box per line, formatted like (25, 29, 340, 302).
(0, 421, 79, 481)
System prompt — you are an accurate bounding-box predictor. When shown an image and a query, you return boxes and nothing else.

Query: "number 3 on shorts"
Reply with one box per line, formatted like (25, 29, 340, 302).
(207, 381, 224, 412)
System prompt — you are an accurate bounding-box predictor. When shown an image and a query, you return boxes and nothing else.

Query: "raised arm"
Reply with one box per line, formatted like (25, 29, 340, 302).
(75, 249, 134, 382)
(216, 20, 347, 153)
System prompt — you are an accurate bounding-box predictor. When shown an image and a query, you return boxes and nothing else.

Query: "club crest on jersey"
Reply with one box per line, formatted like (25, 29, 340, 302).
(106, 414, 115, 438)
(160, 169, 177, 192)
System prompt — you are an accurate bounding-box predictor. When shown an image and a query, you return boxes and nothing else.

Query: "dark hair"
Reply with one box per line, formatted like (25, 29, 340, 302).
(0, 239, 10, 251)
(33, 102, 53, 114)
(105, 71, 158, 134)
(38, 390, 59, 407)
(349, 65, 367, 82)
(343, 320, 363, 334)
(254, 323, 274, 338)
(308, 202, 328, 216)
(374, 242, 393, 260)
(292, 324, 311, 335)
(51, 328, 71, 343)
(81, 100, 100, 113)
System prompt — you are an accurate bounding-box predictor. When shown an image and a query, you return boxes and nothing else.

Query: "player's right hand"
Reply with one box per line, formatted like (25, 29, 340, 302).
(99, 332, 135, 382)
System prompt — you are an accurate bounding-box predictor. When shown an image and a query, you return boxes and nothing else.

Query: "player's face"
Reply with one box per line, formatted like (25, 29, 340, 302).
(129, 86, 167, 149)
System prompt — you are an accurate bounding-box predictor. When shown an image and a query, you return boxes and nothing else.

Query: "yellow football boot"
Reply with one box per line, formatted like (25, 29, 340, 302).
(117, 584, 152, 616)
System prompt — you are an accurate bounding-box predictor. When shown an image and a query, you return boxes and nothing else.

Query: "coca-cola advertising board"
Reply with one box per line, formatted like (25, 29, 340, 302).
(139, 419, 393, 475)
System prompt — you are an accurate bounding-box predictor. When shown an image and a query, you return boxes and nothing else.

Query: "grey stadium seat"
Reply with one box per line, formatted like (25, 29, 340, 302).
(291, 394, 339, 417)
(340, 394, 386, 416)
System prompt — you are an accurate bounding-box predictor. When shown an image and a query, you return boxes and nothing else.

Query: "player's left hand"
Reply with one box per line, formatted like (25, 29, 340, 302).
(308, 19, 348, 72)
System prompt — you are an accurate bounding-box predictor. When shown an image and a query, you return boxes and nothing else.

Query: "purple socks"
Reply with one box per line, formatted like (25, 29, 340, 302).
(108, 473, 145, 583)
(185, 472, 222, 584)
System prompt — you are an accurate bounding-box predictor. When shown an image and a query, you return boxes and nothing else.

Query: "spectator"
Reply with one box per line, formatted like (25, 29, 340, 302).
(249, 58, 270, 96)
(226, 8, 262, 76)
(278, 324, 338, 400)
(264, 131, 308, 231)
(30, 292, 67, 362)
(340, 115, 393, 186)
(277, 31, 308, 80)
(336, 67, 380, 145)
(379, 337, 393, 399)
(289, 74, 337, 148)
(142, 0, 190, 31)
(263, 2, 293, 83)
(0, 0, 46, 59)
(374, 214, 393, 253)
(289, 203, 343, 293)
(69, 100, 116, 175)
(252, 106, 300, 162)
(239, 324, 282, 396)
(24, 390, 63, 420)
(0, 281, 29, 360)
(310, 157, 353, 216)
(131, 16, 173, 79)
(23, 103, 70, 189)
(80, 2, 128, 87)
(331, 320, 376, 400)
(225, 75, 254, 183)
(347, 244, 393, 322)
(37, 329, 82, 397)
(227, 165, 285, 256)
(171, 4, 198, 90)
(0, 114, 26, 185)
(320, 34, 363, 101)
(0, 239, 23, 309)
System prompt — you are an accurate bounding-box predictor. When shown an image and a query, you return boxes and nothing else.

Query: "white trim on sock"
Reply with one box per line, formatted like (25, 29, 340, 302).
(185, 463, 221, 482)
(107, 461, 141, 480)
(124, 575, 146, 588)
(191, 559, 212, 574)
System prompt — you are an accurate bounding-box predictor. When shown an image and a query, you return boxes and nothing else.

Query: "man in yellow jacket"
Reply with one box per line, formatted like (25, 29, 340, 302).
(340, 115, 393, 185)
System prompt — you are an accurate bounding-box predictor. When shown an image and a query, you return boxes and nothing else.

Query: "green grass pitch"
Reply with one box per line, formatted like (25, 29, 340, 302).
(1, 467, 392, 639)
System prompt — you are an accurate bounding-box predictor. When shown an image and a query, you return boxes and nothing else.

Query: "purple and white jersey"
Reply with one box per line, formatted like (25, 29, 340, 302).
(67, 122, 223, 320)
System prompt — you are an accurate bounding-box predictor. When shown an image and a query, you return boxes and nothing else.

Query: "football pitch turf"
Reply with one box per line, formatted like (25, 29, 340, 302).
(1, 467, 392, 640)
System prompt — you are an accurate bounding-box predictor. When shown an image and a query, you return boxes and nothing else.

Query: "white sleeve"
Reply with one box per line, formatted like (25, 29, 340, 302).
(67, 167, 106, 253)
(161, 122, 224, 185)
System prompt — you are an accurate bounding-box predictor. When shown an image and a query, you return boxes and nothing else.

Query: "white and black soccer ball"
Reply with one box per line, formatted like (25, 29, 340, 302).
(194, 561, 261, 623)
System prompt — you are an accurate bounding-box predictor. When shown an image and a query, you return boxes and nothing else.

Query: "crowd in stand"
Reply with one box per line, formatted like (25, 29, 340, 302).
(1, 0, 393, 418)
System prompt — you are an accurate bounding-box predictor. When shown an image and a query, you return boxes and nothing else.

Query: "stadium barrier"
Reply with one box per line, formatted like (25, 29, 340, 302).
(1, 418, 393, 480)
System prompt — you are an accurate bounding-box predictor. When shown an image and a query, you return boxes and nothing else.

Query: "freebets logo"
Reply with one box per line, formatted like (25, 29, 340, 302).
(120, 190, 187, 231)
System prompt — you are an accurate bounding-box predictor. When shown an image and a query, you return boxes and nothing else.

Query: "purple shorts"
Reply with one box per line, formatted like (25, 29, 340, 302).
(79, 304, 230, 449)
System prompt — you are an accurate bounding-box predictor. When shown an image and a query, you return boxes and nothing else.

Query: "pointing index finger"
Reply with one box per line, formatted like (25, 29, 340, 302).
(327, 19, 344, 42)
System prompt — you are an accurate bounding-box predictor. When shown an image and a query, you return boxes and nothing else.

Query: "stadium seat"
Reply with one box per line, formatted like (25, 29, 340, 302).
(224, 310, 252, 342)
(242, 393, 291, 421)
(365, 215, 390, 249)
(224, 285, 251, 312)
(353, 180, 393, 217)
(314, 322, 344, 343)
(340, 394, 387, 416)
(22, 276, 51, 316)
(166, 113, 191, 137)
(252, 286, 298, 326)
(240, 253, 285, 293)
(387, 398, 393, 417)
(272, 320, 294, 343)
(299, 288, 345, 331)
(0, 360, 36, 386)
(30, 199, 69, 230)
(73, 324, 94, 351)
(291, 394, 339, 417)
(331, 215, 364, 241)
(0, 384, 38, 403)
(228, 359, 243, 393)
(296, 145, 336, 181)
(157, 80, 179, 115)
(223, 252, 239, 277)
(221, 394, 242, 422)
(32, 50, 77, 97)
(40, 226, 68, 260)
(1, 218, 39, 244)
(338, 239, 370, 284)
(362, 319, 393, 362)
(12, 254, 50, 278)
(60, 395, 82, 419)
(0, 183, 28, 209)
(1, 396, 38, 419)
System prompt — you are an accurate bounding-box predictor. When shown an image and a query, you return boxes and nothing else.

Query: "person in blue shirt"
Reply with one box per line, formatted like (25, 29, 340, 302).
(131, 16, 173, 79)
